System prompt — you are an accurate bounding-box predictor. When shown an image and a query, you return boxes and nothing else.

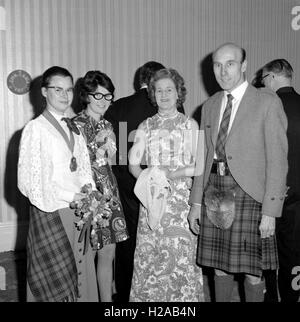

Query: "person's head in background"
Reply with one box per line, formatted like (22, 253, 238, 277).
(262, 59, 293, 92)
(41, 66, 74, 115)
(212, 43, 247, 93)
(80, 70, 115, 121)
(148, 68, 186, 117)
(139, 61, 165, 89)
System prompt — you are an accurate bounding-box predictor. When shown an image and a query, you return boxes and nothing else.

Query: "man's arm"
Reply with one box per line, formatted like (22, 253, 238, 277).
(260, 94, 288, 238)
(189, 102, 207, 204)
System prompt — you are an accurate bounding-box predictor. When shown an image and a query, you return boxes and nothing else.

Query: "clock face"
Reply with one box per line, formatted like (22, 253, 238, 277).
(7, 70, 32, 95)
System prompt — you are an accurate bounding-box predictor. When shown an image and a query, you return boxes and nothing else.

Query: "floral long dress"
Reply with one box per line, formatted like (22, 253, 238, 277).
(130, 112, 204, 302)
(73, 111, 129, 249)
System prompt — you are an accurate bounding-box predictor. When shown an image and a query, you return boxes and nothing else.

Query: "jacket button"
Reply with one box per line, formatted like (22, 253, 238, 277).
(271, 197, 275, 200)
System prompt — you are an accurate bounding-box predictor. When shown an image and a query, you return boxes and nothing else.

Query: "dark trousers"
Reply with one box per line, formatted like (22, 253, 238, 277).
(276, 199, 300, 302)
(113, 168, 140, 302)
(265, 199, 300, 302)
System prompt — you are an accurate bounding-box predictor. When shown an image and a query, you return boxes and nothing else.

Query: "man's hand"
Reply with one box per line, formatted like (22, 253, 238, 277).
(188, 204, 201, 235)
(259, 215, 275, 238)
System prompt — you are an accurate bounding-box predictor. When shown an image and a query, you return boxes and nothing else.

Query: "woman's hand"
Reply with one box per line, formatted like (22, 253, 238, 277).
(159, 167, 173, 180)
(73, 193, 86, 201)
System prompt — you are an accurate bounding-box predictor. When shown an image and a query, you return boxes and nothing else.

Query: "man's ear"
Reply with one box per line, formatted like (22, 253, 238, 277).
(41, 87, 47, 98)
(241, 59, 247, 73)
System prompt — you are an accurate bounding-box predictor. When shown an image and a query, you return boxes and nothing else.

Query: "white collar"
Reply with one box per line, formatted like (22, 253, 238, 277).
(48, 109, 68, 122)
(224, 81, 248, 101)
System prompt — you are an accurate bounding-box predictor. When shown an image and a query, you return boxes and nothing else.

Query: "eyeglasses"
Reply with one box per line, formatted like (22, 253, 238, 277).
(261, 74, 270, 81)
(88, 92, 114, 101)
(47, 86, 74, 96)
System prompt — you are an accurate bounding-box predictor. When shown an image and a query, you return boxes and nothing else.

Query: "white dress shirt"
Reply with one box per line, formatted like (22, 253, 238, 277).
(18, 110, 95, 212)
(214, 81, 248, 159)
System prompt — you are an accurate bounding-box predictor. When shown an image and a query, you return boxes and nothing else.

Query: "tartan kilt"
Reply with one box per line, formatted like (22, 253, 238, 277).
(27, 205, 78, 301)
(197, 172, 279, 277)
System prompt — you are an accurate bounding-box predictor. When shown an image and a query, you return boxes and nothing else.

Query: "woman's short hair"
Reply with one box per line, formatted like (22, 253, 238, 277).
(80, 70, 115, 108)
(148, 68, 187, 108)
(41, 66, 73, 88)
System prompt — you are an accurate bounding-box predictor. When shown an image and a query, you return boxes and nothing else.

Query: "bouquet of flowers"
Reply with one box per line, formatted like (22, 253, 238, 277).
(70, 183, 113, 254)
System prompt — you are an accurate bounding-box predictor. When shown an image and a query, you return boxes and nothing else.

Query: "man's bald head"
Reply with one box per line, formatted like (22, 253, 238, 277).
(212, 43, 247, 92)
(213, 43, 246, 64)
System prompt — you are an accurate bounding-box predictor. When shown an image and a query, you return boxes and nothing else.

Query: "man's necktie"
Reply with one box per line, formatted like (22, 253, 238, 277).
(61, 117, 80, 135)
(215, 93, 234, 160)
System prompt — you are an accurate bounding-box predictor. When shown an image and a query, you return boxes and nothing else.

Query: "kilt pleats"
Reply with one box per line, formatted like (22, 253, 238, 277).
(197, 173, 278, 276)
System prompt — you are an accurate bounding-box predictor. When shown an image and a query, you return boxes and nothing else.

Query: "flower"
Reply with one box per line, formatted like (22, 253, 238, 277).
(70, 183, 114, 253)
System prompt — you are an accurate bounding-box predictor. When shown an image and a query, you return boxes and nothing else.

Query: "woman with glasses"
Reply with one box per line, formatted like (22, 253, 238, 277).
(73, 70, 129, 302)
(18, 66, 99, 302)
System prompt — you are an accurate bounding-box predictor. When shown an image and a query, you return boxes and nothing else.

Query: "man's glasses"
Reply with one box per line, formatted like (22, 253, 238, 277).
(261, 74, 270, 82)
(88, 92, 114, 101)
(47, 86, 74, 97)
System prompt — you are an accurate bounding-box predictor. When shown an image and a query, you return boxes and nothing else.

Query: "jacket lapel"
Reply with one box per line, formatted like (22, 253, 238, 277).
(226, 84, 256, 142)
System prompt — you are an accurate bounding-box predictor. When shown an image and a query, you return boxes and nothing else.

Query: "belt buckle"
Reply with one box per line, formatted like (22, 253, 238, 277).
(217, 161, 226, 176)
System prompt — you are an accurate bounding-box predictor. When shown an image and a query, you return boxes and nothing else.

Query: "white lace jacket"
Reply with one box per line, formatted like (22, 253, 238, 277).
(18, 112, 95, 212)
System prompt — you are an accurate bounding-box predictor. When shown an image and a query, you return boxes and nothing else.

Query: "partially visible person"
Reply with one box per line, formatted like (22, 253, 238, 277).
(262, 59, 300, 302)
(73, 70, 129, 302)
(128, 68, 204, 302)
(188, 43, 288, 302)
(104, 61, 166, 302)
(18, 66, 98, 302)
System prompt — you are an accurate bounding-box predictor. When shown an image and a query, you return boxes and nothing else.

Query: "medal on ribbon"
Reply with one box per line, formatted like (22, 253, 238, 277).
(70, 156, 78, 172)
(42, 110, 79, 173)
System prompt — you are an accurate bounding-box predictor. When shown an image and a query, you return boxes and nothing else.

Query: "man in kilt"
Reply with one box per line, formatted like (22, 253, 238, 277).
(188, 43, 288, 302)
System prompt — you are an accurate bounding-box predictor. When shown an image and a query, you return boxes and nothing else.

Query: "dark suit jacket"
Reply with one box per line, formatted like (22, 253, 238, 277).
(277, 86, 300, 200)
(106, 88, 157, 165)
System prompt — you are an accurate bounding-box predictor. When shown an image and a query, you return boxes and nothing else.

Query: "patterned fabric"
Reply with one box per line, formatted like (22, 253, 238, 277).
(198, 172, 279, 276)
(215, 93, 234, 160)
(27, 205, 78, 302)
(130, 113, 204, 302)
(73, 111, 129, 249)
(61, 117, 80, 135)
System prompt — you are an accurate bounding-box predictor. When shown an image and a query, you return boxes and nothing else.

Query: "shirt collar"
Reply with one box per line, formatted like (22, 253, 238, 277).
(48, 109, 68, 122)
(224, 80, 248, 101)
